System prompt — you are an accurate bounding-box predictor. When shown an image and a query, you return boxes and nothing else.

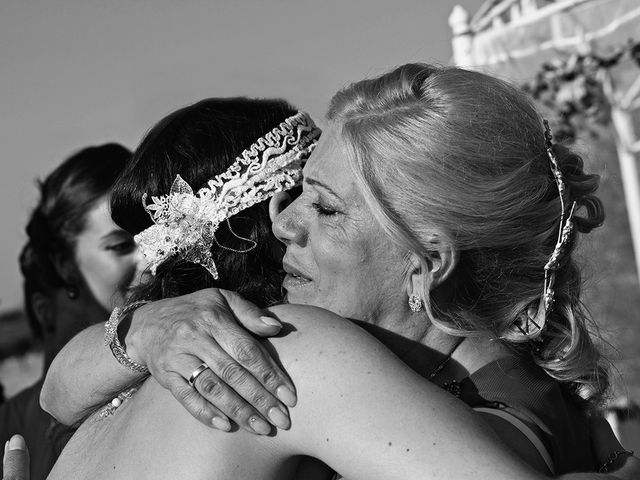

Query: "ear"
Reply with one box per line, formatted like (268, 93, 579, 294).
(405, 242, 458, 297)
(425, 242, 458, 290)
(30, 292, 55, 333)
(51, 252, 79, 286)
(405, 253, 425, 299)
(269, 192, 293, 222)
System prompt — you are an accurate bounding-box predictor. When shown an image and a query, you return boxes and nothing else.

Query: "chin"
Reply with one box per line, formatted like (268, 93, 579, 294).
(283, 289, 316, 307)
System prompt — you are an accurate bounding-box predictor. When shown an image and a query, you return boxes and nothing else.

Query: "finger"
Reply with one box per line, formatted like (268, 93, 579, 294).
(217, 289, 282, 336)
(205, 312, 297, 407)
(163, 370, 233, 431)
(190, 367, 277, 435)
(3, 435, 29, 480)
(168, 334, 293, 431)
(193, 359, 290, 433)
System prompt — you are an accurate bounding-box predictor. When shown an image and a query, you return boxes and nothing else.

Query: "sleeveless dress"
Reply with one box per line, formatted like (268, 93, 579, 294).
(332, 356, 594, 479)
(457, 356, 595, 474)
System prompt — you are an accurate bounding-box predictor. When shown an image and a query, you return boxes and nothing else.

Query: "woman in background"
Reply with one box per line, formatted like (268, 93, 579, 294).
(0, 144, 139, 480)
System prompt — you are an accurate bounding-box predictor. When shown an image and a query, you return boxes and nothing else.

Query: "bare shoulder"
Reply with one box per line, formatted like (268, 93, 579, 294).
(266, 303, 352, 328)
(265, 304, 376, 342)
(263, 304, 391, 363)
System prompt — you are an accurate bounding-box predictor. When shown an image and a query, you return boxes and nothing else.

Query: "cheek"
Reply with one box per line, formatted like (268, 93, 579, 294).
(310, 224, 401, 314)
(315, 233, 368, 283)
(77, 250, 137, 303)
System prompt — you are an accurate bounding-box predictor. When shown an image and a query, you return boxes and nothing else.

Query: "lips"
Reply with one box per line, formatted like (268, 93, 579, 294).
(282, 259, 312, 281)
(282, 259, 312, 292)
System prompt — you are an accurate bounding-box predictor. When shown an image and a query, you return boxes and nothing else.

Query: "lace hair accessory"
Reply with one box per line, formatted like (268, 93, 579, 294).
(135, 111, 320, 279)
(519, 120, 578, 338)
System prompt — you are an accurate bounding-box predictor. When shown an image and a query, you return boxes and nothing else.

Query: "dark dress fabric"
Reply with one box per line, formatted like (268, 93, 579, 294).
(0, 380, 73, 480)
(457, 356, 595, 474)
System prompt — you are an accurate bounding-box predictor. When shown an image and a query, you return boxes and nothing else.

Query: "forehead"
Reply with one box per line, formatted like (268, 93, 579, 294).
(80, 197, 118, 237)
(303, 125, 358, 198)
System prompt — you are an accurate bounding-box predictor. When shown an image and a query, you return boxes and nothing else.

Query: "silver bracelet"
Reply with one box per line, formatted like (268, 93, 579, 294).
(104, 301, 150, 374)
(598, 449, 634, 472)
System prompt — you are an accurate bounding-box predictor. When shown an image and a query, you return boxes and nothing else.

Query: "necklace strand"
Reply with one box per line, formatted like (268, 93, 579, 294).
(427, 337, 464, 380)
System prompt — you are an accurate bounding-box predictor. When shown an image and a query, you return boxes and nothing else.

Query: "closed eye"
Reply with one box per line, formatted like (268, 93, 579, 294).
(312, 202, 339, 216)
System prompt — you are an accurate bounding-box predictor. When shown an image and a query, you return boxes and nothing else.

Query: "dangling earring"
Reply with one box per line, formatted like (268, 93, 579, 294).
(66, 285, 79, 300)
(409, 294, 423, 313)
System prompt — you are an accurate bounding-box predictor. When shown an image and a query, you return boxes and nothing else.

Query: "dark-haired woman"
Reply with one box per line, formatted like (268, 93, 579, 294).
(0, 144, 140, 480)
(46, 83, 637, 479)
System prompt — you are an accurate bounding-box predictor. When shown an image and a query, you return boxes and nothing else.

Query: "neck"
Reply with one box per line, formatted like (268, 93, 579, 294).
(353, 316, 512, 381)
(352, 316, 463, 378)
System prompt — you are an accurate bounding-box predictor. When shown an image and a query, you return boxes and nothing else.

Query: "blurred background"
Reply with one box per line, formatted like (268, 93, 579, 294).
(1, 0, 638, 445)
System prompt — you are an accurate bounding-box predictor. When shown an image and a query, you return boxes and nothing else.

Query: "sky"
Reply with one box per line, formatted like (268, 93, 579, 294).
(0, 0, 487, 312)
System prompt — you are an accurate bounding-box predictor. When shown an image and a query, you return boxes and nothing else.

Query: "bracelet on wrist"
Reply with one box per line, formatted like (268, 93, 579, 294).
(105, 301, 150, 374)
(598, 449, 634, 472)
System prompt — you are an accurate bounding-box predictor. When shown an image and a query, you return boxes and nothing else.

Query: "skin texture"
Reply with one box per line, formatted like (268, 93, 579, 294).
(73, 197, 141, 312)
(274, 126, 411, 329)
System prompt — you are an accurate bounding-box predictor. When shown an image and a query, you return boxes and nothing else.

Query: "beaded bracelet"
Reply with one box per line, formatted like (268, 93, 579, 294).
(598, 449, 634, 472)
(104, 301, 150, 374)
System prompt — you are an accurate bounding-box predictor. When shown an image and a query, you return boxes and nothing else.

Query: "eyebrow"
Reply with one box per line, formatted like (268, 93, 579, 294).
(304, 177, 342, 200)
(100, 229, 130, 241)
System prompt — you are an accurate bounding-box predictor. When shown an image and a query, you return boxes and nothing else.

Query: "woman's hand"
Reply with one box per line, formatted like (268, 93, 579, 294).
(3, 435, 29, 480)
(126, 288, 297, 434)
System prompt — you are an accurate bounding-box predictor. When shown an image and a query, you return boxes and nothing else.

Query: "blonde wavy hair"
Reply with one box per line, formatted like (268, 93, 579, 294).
(327, 63, 610, 407)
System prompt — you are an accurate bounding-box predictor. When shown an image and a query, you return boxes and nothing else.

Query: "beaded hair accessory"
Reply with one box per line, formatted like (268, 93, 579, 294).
(134, 111, 320, 279)
(519, 121, 578, 338)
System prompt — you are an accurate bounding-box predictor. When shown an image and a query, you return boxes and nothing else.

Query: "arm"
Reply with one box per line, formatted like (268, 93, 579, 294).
(40, 322, 143, 425)
(93, 303, 635, 480)
(258, 304, 543, 480)
(41, 289, 296, 432)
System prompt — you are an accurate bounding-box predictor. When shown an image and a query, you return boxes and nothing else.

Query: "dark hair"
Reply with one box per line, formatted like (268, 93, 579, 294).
(19, 144, 131, 338)
(111, 98, 297, 307)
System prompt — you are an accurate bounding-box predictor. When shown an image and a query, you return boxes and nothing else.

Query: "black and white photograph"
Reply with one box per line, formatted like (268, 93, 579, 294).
(1, 1, 640, 479)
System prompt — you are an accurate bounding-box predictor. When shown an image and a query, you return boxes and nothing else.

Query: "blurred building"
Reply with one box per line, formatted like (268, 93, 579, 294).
(449, 0, 640, 448)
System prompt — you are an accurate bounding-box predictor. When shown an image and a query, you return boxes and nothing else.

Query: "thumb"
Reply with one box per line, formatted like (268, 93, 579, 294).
(217, 289, 282, 337)
(3, 435, 29, 480)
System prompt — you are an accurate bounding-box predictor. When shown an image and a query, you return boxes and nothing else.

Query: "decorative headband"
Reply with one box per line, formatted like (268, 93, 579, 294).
(519, 120, 577, 338)
(542, 120, 577, 312)
(134, 111, 321, 279)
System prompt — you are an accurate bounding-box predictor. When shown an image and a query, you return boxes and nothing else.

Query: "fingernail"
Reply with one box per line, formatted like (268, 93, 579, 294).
(249, 416, 271, 435)
(276, 385, 297, 407)
(4, 440, 8, 455)
(211, 416, 231, 431)
(260, 316, 282, 329)
(268, 407, 291, 430)
(8, 435, 25, 451)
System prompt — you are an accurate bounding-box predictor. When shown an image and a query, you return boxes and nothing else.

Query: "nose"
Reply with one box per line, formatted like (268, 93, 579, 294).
(131, 246, 150, 287)
(269, 192, 292, 222)
(272, 196, 307, 246)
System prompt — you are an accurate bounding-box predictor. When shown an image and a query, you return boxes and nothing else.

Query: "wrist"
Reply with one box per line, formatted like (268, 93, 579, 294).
(123, 304, 149, 366)
(105, 301, 150, 374)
